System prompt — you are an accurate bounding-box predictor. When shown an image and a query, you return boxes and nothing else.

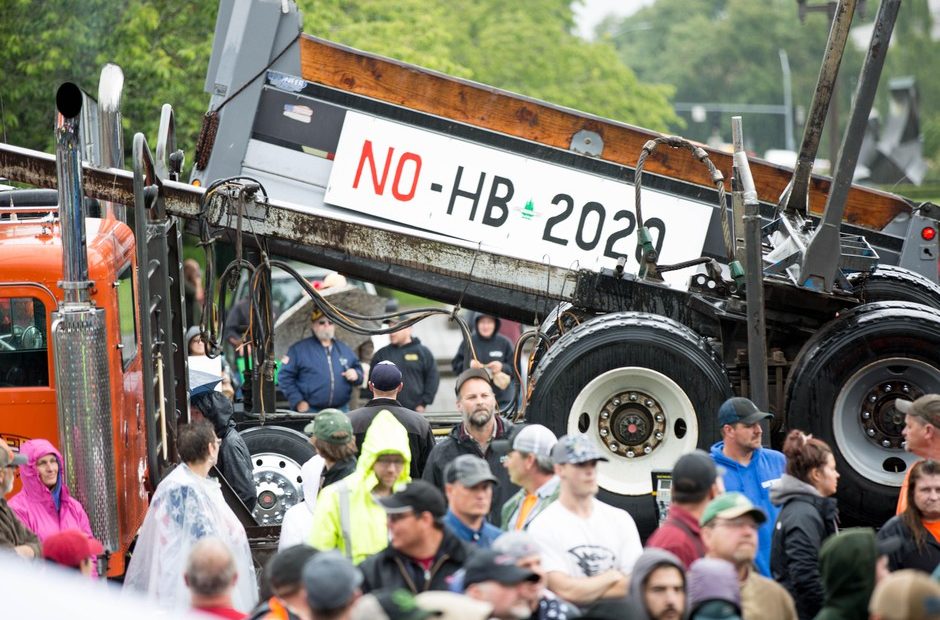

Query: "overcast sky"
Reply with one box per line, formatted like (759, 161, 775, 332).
(572, 0, 655, 39)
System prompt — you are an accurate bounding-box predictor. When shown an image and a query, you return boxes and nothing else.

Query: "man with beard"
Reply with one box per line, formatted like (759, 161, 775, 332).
(628, 549, 687, 620)
(700, 493, 796, 620)
(422, 368, 517, 526)
(280, 308, 363, 412)
(0, 438, 41, 559)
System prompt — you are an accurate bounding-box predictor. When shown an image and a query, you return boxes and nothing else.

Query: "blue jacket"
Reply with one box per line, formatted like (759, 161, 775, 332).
(443, 510, 502, 548)
(709, 441, 785, 577)
(279, 337, 363, 410)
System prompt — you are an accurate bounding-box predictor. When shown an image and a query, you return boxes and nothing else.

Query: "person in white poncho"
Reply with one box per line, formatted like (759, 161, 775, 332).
(123, 420, 258, 611)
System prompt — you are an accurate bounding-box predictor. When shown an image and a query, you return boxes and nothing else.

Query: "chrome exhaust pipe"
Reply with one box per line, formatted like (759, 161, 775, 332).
(52, 81, 120, 557)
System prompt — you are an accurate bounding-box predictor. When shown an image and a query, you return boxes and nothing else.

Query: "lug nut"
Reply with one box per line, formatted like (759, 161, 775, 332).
(867, 428, 876, 437)
(611, 399, 620, 407)
(862, 411, 871, 419)
(626, 450, 635, 458)
(644, 446, 652, 454)
(601, 411, 610, 420)
(629, 393, 638, 401)
(609, 443, 619, 452)
(645, 399, 653, 407)
(655, 431, 664, 440)
(655, 414, 665, 423)
(881, 439, 891, 448)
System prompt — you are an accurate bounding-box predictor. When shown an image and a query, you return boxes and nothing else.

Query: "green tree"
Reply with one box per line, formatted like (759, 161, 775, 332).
(300, 0, 679, 131)
(604, 0, 863, 157)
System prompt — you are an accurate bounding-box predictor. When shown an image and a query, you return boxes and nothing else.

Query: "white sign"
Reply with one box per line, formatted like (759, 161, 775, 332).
(326, 112, 713, 287)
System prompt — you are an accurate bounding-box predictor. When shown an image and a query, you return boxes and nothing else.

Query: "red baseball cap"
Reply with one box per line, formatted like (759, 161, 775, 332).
(42, 530, 104, 568)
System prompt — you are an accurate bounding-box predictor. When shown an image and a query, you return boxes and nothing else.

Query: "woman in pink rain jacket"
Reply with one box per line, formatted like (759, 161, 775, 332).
(8, 439, 94, 542)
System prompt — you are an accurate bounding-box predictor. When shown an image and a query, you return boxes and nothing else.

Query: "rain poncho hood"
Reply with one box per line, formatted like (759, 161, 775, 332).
(8, 439, 94, 543)
(122, 463, 258, 612)
(815, 528, 878, 620)
(310, 410, 411, 563)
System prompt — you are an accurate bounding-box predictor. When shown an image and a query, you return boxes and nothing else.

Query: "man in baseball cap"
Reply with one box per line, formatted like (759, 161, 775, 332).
(360, 481, 471, 594)
(304, 408, 359, 489)
(350, 360, 436, 480)
(896, 394, 940, 513)
(0, 438, 41, 559)
(493, 424, 560, 531)
(463, 550, 540, 620)
(647, 450, 725, 569)
(442, 455, 501, 548)
(42, 529, 103, 576)
(710, 396, 785, 578)
(526, 434, 642, 607)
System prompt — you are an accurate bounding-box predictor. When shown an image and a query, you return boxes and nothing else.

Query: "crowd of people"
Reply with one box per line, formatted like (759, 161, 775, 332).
(8, 336, 940, 619)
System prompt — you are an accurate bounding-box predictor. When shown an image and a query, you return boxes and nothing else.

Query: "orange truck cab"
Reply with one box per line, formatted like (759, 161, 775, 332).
(0, 204, 147, 576)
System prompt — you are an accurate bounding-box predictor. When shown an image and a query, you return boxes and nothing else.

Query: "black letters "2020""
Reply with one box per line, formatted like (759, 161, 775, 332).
(542, 193, 666, 263)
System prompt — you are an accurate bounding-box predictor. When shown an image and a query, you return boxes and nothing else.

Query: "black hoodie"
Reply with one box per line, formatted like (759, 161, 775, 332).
(451, 312, 517, 409)
(191, 390, 258, 511)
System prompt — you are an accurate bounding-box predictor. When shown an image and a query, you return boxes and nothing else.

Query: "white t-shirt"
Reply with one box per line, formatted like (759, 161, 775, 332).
(527, 498, 642, 577)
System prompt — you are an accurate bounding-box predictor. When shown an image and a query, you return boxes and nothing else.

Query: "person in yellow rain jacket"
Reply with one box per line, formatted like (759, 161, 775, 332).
(310, 409, 411, 563)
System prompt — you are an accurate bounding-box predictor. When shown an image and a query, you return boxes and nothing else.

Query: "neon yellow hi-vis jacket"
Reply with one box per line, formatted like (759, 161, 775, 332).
(309, 409, 412, 564)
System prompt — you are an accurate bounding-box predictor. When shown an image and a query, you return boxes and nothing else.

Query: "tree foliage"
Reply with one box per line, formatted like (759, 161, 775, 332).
(603, 0, 866, 157)
(0, 0, 679, 166)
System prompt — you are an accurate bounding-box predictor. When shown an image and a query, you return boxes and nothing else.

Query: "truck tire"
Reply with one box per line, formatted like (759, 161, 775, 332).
(526, 303, 595, 391)
(847, 264, 940, 309)
(785, 301, 940, 527)
(242, 426, 316, 526)
(527, 312, 731, 538)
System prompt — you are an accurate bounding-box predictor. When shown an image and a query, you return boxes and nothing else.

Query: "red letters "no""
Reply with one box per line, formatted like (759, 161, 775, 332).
(352, 140, 422, 201)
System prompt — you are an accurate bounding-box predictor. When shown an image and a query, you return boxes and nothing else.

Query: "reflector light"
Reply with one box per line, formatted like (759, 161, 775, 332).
(922, 226, 937, 241)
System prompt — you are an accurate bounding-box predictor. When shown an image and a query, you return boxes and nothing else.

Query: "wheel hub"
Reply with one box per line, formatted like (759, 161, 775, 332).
(598, 390, 666, 458)
(859, 382, 921, 450)
(251, 453, 302, 525)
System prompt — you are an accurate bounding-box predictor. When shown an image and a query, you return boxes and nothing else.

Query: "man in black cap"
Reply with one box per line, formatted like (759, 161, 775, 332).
(709, 397, 785, 578)
(463, 550, 541, 620)
(442, 455, 501, 548)
(646, 450, 725, 569)
(359, 480, 474, 594)
(370, 319, 439, 413)
(422, 368, 517, 526)
(349, 360, 435, 479)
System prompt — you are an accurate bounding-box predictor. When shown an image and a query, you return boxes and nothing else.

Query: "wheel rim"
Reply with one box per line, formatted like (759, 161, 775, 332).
(251, 452, 304, 525)
(833, 357, 940, 486)
(569, 367, 698, 495)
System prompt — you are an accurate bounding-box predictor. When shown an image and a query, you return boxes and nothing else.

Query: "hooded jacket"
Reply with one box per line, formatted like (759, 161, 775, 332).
(710, 441, 785, 577)
(279, 335, 363, 410)
(191, 390, 257, 511)
(769, 474, 838, 620)
(371, 337, 440, 410)
(277, 455, 325, 551)
(349, 397, 436, 479)
(422, 415, 518, 527)
(8, 439, 94, 542)
(815, 529, 878, 620)
(451, 313, 517, 409)
(627, 548, 688, 620)
(310, 410, 411, 564)
(687, 557, 742, 616)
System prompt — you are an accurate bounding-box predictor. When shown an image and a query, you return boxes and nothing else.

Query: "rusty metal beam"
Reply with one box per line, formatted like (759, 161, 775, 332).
(1, 142, 580, 321)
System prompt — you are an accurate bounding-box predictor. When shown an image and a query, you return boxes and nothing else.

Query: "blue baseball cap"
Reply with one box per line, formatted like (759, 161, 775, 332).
(717, 397, 773, 427)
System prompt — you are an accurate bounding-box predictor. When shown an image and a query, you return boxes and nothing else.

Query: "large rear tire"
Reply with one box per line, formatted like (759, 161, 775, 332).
(847, 264, 940, 309)
(242, 426, 316, 526)
(527, 312, 731, 538)
(785, 301, 940, 527)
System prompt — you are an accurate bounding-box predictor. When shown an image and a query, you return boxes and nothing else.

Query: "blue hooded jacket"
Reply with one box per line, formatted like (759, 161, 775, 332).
(710, 440, 785, 577)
